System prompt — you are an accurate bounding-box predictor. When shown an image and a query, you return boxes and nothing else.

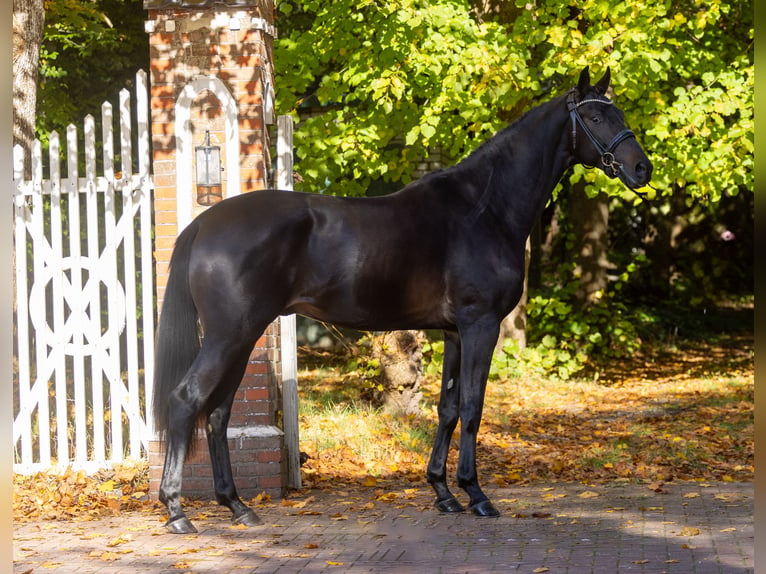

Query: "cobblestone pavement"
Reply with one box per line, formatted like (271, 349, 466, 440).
(14, 481, 752, 574)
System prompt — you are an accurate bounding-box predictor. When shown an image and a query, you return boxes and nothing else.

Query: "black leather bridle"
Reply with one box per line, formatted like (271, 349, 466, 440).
(566, 89, 636, 179)
(566, 89, 659, 199)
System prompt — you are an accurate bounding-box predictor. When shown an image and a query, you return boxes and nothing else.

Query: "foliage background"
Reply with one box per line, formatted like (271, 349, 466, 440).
(274, 0, 753, 375)
(32, 0, 754, 377)
(275, 0, 752, 202)
(37, 0, 148, 146)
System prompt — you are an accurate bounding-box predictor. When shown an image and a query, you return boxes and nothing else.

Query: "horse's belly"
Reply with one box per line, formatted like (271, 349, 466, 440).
(284, 291, 453, 331)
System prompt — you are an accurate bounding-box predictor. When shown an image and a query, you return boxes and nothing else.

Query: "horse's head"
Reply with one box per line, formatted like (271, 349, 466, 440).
(568, 66, 653, 190)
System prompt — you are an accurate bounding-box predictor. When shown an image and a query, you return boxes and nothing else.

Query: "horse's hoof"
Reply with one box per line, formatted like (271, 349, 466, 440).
(469, 499, 500, 518)
(232, 509, 261, 527)
(165, 516, 198, 534)
(435, 496, 466, 513)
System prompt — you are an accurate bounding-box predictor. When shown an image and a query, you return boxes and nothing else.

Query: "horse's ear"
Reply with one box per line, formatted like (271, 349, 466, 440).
(577, 66, 591, 94)
(594, 67, 611, 95)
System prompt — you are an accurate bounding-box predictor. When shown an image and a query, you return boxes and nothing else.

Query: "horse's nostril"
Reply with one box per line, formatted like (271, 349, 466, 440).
(635, 161, 652, 182)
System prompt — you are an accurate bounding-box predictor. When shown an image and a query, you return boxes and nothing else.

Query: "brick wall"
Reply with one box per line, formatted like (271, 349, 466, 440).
(145, 0, 285, 501)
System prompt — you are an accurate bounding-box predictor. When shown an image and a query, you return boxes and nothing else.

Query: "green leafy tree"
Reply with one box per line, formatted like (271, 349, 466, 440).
(275, 0, 752, 377)
(275, 0, 752, 204)
(276, 0, 532, 196)
(37, 0, 148, 142)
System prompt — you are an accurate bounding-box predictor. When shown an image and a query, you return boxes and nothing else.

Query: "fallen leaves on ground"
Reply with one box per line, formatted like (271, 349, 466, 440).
(13, 460, 153, 522)
(12, 335, 752, 523)
(298, 334, 752, 488)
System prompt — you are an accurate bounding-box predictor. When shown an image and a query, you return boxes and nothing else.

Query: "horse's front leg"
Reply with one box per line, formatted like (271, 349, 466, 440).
(426, 330, 465, 513)
(456, 318, 501, 517)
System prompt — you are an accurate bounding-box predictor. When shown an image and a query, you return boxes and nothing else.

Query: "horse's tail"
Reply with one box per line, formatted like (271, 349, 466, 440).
(152, 219, 201, 441)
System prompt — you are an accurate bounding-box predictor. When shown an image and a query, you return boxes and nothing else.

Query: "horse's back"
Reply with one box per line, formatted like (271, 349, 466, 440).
(185, 189, 457, 331)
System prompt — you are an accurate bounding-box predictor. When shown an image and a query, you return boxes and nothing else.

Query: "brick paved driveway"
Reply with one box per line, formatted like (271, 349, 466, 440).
(14, 481, 752, 573)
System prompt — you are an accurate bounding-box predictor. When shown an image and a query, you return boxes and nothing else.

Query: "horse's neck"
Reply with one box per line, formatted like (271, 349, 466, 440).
(458, 96, 573, 242)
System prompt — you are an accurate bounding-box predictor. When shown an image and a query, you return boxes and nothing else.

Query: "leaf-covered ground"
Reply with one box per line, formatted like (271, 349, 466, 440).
(13, 332, 752, 523)
(297, 332, 753, 489)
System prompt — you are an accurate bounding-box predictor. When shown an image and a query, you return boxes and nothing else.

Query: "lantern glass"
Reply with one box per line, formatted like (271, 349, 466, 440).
(195, 132, 221, 186)
(195, 130, 223, 205)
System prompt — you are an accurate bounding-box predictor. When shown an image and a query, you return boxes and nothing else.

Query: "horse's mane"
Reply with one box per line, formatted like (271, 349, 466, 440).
(399, 95, 561, 203)
(409, 93, 565, 190)
(462, 94, 564, 168)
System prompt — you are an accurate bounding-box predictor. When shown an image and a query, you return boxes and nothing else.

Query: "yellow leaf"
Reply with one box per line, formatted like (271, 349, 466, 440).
(376, 492, 399, 502)
(207, 549, 224, 556)
(720, 527, 736, 533)
(107, 534, 133, 547)
(578, 491, 599, 499)
(363, 476, 377, 487)
(533, 568, 550, 573)
(295, 496, 315, 508)
(100, 552, 120, 561)
(678, 527, 701, 537)
(632, 559, 649, 564)
(683, 492, 700, 499)
(99, 480, 116, 492)
(304, 543, 319, 549)
(326, 561, 345, 566)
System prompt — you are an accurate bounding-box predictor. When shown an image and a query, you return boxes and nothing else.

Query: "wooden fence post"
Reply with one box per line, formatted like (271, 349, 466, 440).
(277, 114, 301, 489)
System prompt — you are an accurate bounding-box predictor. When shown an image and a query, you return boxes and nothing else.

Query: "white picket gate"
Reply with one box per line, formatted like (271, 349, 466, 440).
(13, 70, 155, 474)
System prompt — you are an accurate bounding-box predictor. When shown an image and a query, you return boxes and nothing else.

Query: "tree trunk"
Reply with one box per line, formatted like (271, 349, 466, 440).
(13, 0, 43, 332)
(643, 185, 687, 298)
(367, 330, 424, 416)
(496, 236, 531, 352)
(13, 0, 44, 177)
(571, 181, 610, 307)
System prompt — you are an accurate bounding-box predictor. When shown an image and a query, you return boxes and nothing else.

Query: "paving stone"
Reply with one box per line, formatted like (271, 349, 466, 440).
(13, 481, 753, 574)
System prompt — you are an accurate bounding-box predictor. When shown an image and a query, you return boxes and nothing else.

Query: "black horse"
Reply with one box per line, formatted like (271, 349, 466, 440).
(153, 67, 653, 534)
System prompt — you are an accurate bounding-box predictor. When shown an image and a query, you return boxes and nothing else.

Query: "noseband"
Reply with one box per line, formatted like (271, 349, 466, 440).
(566, 90, 636, 179)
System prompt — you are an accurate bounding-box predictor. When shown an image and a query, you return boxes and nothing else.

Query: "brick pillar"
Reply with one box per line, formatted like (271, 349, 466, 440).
(144, 0, 285, 501)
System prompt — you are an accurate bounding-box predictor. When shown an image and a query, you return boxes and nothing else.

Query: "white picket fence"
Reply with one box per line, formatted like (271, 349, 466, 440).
(13, 70, 155, 474)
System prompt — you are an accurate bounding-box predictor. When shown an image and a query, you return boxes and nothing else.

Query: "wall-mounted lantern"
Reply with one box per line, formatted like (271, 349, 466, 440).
(195, 130, 222, 205)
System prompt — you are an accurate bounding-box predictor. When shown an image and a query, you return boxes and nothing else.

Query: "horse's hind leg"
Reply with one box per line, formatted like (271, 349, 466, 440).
(159, 340, 256, 534)
(205, 360, 261, 527)
(426, 330, 465, 512)
(159, 367, 207, 534)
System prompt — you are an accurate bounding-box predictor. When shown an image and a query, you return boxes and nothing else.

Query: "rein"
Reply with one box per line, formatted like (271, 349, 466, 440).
(566, 90, 660, 201)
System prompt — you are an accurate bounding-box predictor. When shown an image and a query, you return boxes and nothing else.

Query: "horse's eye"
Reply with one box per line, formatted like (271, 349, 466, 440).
(591, 115, 602, 124)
